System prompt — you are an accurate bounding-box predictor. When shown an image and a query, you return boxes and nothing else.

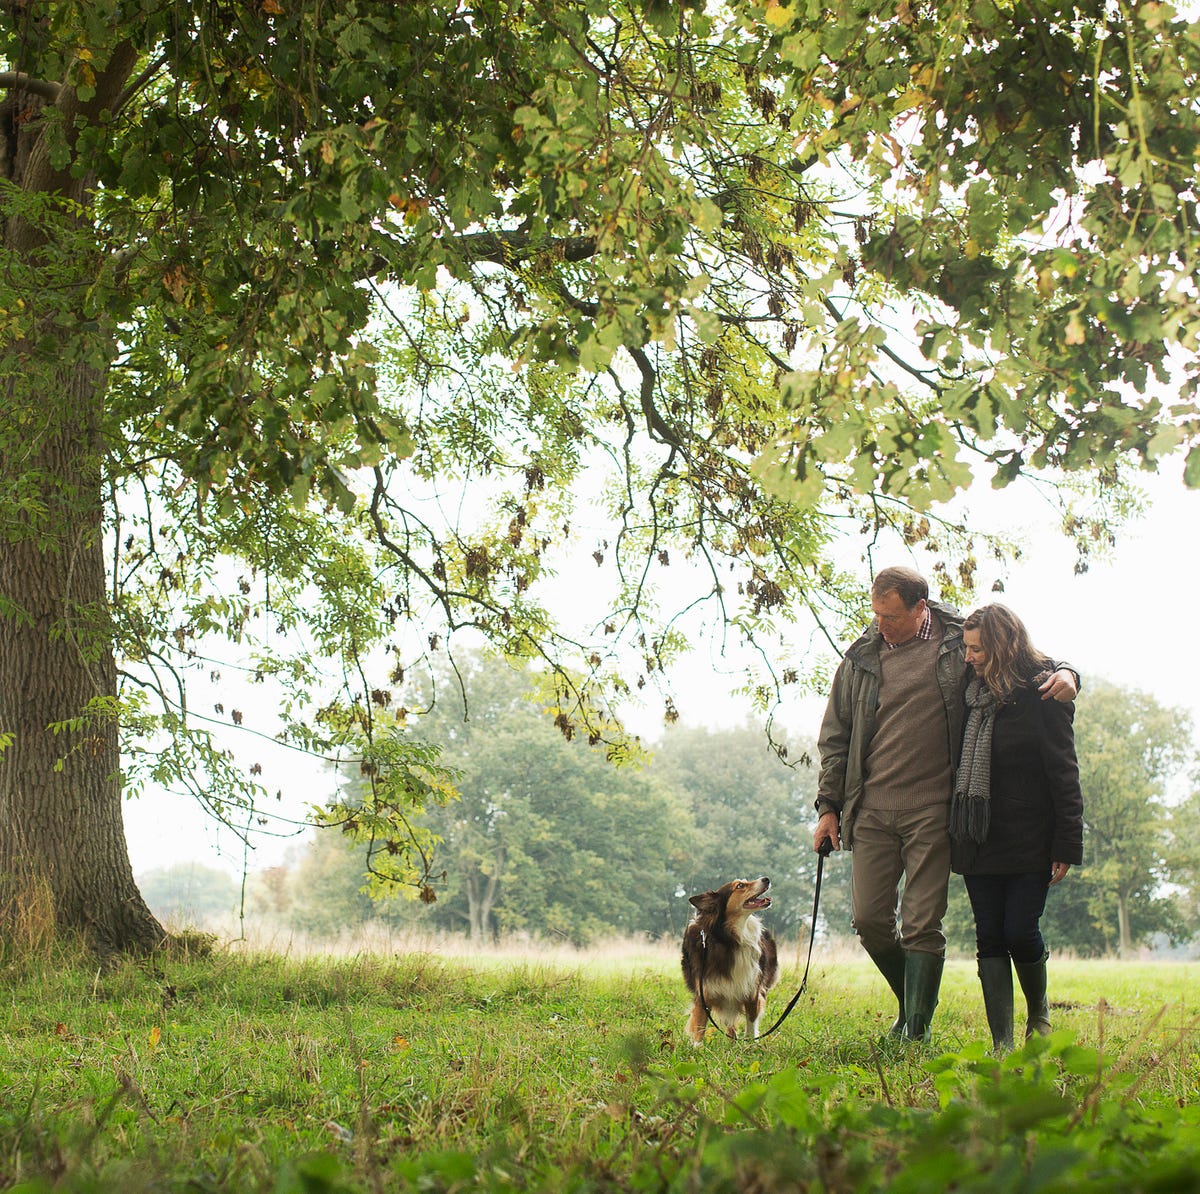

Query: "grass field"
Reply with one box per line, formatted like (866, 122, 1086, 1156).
(1, 935, 1198, 1191)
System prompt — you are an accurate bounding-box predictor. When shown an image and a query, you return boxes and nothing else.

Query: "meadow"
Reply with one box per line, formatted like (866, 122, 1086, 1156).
(1, 934, 1198, 1192)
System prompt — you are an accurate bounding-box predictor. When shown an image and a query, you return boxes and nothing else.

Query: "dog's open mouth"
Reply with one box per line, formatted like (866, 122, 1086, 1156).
(744, 895, 771, 909)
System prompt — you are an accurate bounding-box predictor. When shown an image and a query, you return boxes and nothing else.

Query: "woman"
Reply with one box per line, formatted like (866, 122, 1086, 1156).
(950, 604, 1084, 1052)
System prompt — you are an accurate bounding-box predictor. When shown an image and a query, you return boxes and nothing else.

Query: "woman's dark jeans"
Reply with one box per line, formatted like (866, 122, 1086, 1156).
(963, 871, 1050, 963)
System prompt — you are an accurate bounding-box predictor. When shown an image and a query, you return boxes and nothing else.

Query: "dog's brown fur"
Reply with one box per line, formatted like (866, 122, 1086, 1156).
(680, 876, 779, 1044)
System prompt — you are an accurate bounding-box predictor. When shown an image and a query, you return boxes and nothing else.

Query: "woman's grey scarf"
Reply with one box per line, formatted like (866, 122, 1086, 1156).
(950, 677, 997, 844)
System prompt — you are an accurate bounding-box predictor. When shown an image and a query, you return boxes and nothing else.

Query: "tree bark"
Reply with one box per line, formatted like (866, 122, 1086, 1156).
(0, 362, 165, 955)
(1, 45, 165, 954)
(465, 866, 500, 945)
(1117, 894, 1132, 957)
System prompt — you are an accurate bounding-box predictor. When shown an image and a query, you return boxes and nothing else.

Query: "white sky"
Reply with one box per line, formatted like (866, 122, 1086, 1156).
(122, 458, 1200, 881)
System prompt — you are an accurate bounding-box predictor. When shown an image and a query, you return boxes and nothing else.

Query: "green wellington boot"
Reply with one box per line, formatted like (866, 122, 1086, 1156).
(977, 956, 1015, 1053)
(865, 945, 907, 1036)
(1014, 951, 1052, 1038)
(901, 950, 945, 1043)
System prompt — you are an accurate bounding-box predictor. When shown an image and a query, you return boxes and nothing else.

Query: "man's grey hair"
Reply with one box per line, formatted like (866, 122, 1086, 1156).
(870, 566, 929, 610)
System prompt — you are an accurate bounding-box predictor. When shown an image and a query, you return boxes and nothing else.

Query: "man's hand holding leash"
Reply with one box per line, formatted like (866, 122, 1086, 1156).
(813, 810, 841, 854)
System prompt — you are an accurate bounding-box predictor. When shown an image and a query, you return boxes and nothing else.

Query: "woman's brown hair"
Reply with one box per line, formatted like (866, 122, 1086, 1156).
(963, 603, 1053, 701)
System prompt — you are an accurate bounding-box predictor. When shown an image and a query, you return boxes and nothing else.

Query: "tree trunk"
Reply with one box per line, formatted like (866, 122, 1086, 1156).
(1117, 894, 1132, 957)
(465, 867, 500, 944)
(1, 47, 164, 955)
(466, 873, 485, 944)
(0, 361, 165, 955)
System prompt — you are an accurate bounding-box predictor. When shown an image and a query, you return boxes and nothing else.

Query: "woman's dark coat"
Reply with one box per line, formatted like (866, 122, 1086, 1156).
(951, 682, 1084, 875)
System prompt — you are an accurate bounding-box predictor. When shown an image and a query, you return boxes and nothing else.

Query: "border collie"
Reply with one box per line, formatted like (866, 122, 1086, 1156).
(680, 876, 779, 1044)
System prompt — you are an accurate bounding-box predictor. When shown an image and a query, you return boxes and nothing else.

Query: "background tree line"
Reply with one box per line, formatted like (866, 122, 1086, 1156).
(144, 657, 1199, 959)
(278, 652, 846, 947)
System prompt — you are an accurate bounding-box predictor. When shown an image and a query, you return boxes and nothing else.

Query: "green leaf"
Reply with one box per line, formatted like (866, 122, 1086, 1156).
(1185, 445, 1200, 488)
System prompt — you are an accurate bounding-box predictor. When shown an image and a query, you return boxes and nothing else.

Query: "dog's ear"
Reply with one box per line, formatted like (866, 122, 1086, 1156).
(689, 890, 720, 914)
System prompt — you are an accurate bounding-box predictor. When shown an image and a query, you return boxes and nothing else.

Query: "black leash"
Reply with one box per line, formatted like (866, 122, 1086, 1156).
(697, 837, 833, 1042)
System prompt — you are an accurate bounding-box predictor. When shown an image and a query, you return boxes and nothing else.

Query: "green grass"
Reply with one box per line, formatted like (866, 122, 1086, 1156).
(1, 940, 1199, 1191)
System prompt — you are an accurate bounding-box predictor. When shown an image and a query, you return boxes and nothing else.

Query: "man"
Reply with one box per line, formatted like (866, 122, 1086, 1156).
(812, 566, 1077, 1042)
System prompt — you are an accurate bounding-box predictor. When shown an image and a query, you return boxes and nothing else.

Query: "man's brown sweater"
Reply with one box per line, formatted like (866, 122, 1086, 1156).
(862, 628, 953, 811)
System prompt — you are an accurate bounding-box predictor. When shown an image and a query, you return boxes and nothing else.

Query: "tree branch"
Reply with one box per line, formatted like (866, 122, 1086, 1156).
(0, 72, 62, 102)
(362, 227, 600, 292)
(113, 54, 169, 116)
(628, 344, 683, 456)
(454, 229, 598, 266)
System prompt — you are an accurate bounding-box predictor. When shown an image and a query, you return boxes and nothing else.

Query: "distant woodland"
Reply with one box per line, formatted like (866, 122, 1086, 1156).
(142, 659, 1200, 959)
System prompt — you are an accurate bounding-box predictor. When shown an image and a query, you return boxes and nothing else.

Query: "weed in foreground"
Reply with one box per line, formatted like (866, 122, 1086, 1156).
(0, 951, 1197, 1191)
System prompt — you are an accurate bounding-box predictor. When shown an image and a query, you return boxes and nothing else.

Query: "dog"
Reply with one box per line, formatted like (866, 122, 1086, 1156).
(680, 876, 779, 1044)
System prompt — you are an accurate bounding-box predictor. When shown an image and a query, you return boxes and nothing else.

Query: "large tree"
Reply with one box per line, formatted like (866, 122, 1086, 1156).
(2, 1, 1197, 952)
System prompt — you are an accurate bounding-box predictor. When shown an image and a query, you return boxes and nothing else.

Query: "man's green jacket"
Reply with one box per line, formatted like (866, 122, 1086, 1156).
(814, 600, 967, 850)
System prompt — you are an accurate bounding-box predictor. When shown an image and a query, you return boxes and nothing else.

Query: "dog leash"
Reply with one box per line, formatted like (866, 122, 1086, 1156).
(697, 837, 833, 1042)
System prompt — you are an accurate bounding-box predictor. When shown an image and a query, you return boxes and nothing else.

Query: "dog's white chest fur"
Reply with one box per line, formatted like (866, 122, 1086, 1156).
(701, 915, 765, 1006)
